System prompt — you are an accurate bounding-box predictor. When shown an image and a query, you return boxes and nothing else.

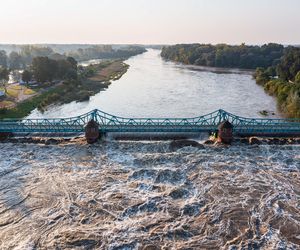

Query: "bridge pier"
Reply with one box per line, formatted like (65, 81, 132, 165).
(85, 120, 100, 144)
(217, 120, 233, 144)
(0, 132, 13, 141)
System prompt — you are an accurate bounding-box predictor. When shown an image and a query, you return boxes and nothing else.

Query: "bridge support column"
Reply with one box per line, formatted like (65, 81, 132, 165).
(217, 120, 233, 144)
(85, 120, 100, 144)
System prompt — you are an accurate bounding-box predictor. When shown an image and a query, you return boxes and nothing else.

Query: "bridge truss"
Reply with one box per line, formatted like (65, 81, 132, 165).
(0, 109, 300, 136)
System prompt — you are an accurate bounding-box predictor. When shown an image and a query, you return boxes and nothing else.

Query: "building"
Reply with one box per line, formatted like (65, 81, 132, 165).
(0, 90, 6, 100)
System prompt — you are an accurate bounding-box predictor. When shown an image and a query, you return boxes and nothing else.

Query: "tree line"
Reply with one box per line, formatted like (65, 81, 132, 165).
(0, 46, 55, 70)
(0, 45, 147, 70)
(161, 43, 284, 69)
(66, 45, 146, 61)
(254, 47, 300, 118)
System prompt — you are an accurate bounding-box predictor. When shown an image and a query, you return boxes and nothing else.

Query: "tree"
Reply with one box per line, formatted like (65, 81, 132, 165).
(8, 51, 24, 70)
(265, 66, 277, 77)
(56, 58, 77, 80)
(65, 69, 77, 80)
(254, 67, 270, 85)
(31, 56, 78, 82)
(32, 57, 58, 82)
(66, 57, 78, 80)
(286, 91, 300, 117)
(67, 57, 78, 70)
(0, 67, 10, 93)
(0, 50, 7, 68)
(277, 47, 300, 81)
(295, 71, 300, 84)
(22, 70, 32, 84)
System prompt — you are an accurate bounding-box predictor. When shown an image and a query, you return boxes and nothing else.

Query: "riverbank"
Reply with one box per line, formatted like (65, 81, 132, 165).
(0, 60, 129, 119)
(256, 78, 300, 118)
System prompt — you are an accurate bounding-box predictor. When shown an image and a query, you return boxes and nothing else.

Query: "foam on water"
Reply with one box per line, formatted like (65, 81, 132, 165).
(0, 141, 299, 249)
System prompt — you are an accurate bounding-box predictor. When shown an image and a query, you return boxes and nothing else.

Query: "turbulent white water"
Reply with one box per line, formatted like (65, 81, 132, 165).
(0, 140, 299, 249)
(28, 49, 278, 119)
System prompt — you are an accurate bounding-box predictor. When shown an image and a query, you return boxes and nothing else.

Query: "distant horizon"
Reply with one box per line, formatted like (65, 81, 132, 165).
(0, 42, 299, 46)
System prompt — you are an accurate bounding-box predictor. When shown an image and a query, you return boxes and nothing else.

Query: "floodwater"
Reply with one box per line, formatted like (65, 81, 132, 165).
(28, 49, 278, 119)
(0, 141, 299, 249)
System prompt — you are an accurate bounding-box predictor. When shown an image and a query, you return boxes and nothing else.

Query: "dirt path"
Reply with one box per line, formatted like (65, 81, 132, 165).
(16, 86, 37, 102)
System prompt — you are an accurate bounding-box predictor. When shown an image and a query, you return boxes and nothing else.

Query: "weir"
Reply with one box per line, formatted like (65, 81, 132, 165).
(1, 109, 300, 137)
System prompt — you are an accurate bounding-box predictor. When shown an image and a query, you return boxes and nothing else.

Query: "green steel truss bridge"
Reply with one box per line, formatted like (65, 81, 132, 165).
(0, 109, 300, 136)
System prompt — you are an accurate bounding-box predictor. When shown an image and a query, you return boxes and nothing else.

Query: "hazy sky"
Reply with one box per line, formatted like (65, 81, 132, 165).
(0, 0, 299, 44)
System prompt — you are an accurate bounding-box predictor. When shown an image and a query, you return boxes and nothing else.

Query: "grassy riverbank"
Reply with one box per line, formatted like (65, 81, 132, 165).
(257, 79, 300, 118)
(254, 47, 300, 118)
(0, 60, 129, 119)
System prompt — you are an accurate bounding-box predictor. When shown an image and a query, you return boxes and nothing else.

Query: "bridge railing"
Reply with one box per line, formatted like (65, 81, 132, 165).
(0, 111, 94, 133)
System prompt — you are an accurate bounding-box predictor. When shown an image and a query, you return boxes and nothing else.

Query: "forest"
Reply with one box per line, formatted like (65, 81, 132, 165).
(161, 43, 284, 69)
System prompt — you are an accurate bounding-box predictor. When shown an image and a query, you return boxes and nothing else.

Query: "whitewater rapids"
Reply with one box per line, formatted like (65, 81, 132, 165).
(0, 140, 299, 249)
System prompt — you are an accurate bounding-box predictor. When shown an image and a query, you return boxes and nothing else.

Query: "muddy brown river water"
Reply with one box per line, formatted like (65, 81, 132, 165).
(0, 140, 299, 249)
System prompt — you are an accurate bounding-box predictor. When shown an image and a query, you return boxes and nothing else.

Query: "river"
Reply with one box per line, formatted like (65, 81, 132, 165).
(28, 49, 278, 119)
(0, 140, 299, 249)
(2, 50, 299, 250)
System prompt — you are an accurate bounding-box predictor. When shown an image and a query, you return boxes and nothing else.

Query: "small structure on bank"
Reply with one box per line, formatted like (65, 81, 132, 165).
(0, 90, 5, 100)
(85, 119, 100, 144)
(217, 120, 233, 144)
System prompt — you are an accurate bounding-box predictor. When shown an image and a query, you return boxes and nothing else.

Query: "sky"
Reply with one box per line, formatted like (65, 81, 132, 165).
(0, 0, 299, 45)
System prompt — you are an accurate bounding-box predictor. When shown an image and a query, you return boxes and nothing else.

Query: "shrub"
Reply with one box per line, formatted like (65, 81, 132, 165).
(295, 71, 300, 83)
